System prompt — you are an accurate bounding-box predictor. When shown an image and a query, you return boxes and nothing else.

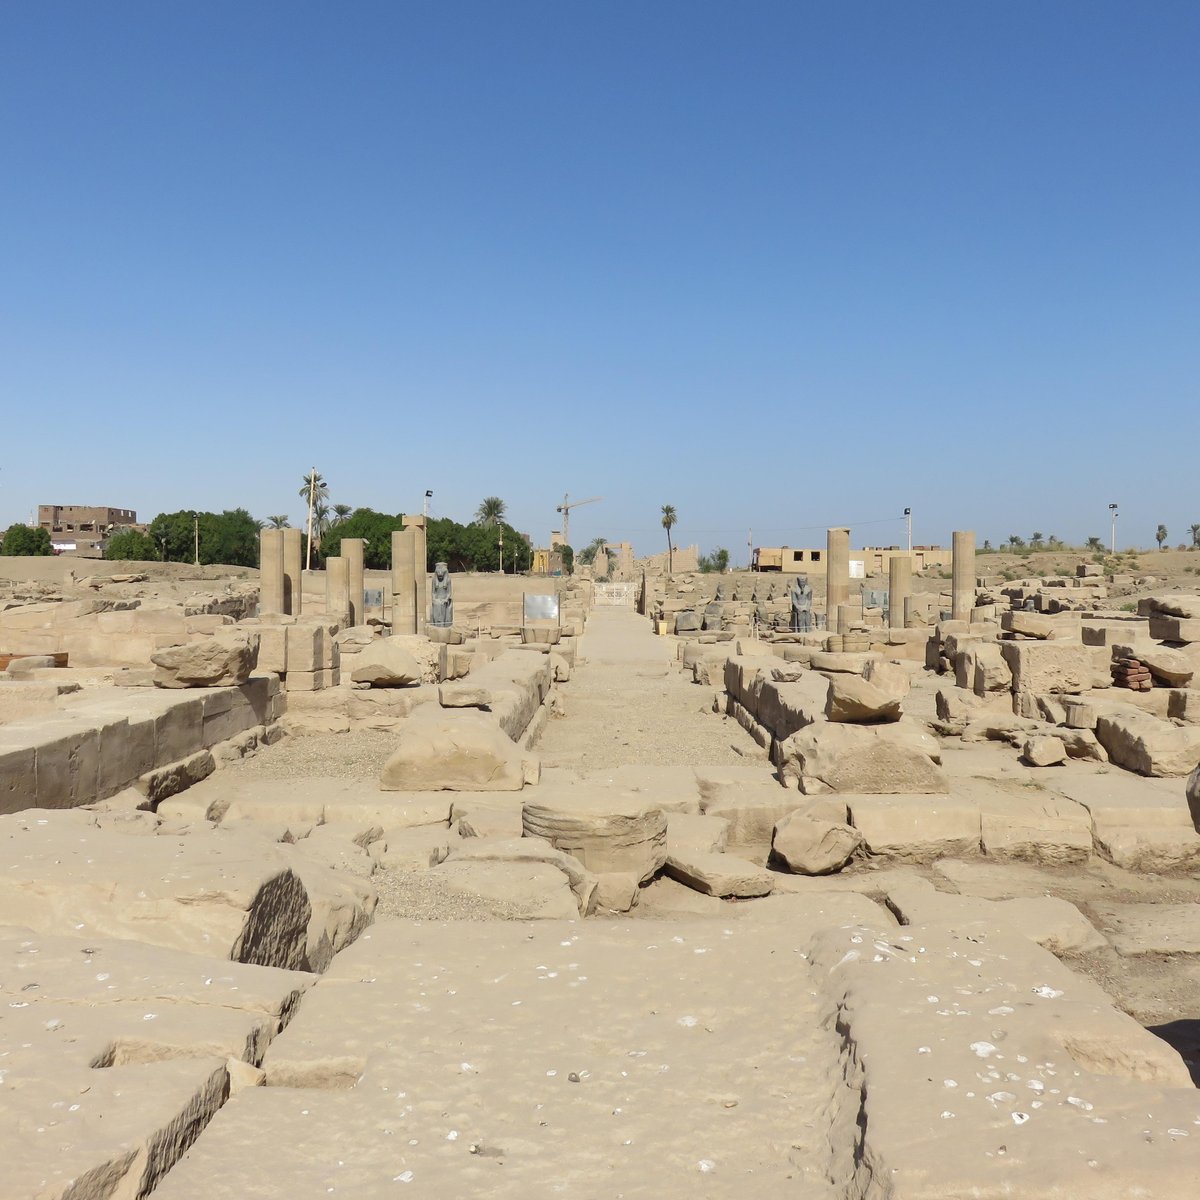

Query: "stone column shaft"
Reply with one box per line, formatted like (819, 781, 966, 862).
(952, 530, 977, 624)
(826, 527, 850, 631)
(259, 529, 285, 615)
(403, 515, 428, 633)
(889, 554, 912, 630)
(282, 527, 303, 616)
(342, 538, 365, 628)
(325, 556, 350, 629)
(391, 529, 418, 635)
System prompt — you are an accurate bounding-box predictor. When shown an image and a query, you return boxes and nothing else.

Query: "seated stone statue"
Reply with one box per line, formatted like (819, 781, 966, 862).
(430, 561, 453, 628)
(789, 574, 813, 633)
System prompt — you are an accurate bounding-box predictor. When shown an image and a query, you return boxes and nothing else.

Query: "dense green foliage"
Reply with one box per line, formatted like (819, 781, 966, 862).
(427, 516, 530, 572)
(699, 547, 730, 573)
(0, 523, 53, 555)
(104, 530, 159, 560)
(559, 544, 574, 574)
(147, 509, 261, 567)
(320, 509, 408, 569)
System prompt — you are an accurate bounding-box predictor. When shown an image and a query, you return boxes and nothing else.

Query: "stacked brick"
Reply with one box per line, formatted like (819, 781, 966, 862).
(1111, 655, 1153, 691)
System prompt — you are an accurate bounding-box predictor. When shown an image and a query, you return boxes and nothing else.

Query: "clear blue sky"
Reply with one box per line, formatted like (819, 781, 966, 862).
(2, 2, 1197, 560)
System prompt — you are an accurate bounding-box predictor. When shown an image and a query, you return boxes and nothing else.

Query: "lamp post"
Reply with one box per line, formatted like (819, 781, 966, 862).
(497, 528, 504, 574)
(1109, 504, 1119, 555)
(423, 490, 432, 518)
(904, 507, 912, 552)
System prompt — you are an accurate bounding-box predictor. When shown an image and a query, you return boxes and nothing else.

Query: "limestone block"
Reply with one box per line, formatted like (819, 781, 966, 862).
(379, 708, 535, 792)
(583, 764, 701, 814)
(521, 789, 666, 881)
(136, 749, 216, 806)
(1168, 689, 1200, 725)
(778, 722, 948, 795)
(824, 673, 903, 723)
(0, 737, 36, 814)
(810, 650, 880, 674)
(152, 633, 259, 688)
(1095, 710, 1200, 776)
(972, 642, 1012, 694)
(1022, 735, 1067, 766)
(978, 792, 1093, 866)
(697, 779, 805, 845)
(847, 794, 981, 860)
(1000, 639, 1092, 695)
(593, 871, 640, 912)
(349, 638, 423, 687)
(756, 679, 824, 741)
(0, 811, 374, 971)
(446, 837, 597, 916)
(1189, 764, 1200, 831)
(32, 716, 100, 809)
(885, 877, 1104, 954)
(374, 825, 455, 870)
(664, 849, 774, 898)
(450, 794, 524, 839)
(771, 811, 861, 875)
(1057, 727, 1107, 762)
(667, 811, 729, 855)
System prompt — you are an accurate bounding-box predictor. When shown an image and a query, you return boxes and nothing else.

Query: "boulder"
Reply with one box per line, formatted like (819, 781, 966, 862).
(674, 611, 701, 634)
(1022, 735, 1067, 767)
(1095, 711, 1200, 777)
(379, 708, 537, 792)
(152, 634, 259, 688)
(350, 639, 423, 687)
(771, 811, 861, 875)
(522, 790, 667, 882)
(778, 723, 947, 794)
(824, 673, 903, 723)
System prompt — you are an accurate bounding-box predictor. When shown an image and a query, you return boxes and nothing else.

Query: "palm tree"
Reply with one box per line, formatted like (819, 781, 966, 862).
(1007, 535, 1025, 550)
(1190, 523, 1200, 549)
(313, 500, 332, 548)
(1030, 532, 1044, 549)
(332, 504, 353, 525)
(265, 515, 290, 529)
(661, 504, 677, 574)
(1085, 536, 1104, 552)
(475, 496, 506, 526)
(1156, 524, 1168, 550)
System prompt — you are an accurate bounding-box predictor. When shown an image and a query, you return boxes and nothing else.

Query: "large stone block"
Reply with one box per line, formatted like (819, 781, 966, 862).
(1000, 639, 1093, 695)
(778, 722, 947, 794)
(152, 633, 260, 688)
(1095, 710, 1200, 776)
(380, 708, 535, 792)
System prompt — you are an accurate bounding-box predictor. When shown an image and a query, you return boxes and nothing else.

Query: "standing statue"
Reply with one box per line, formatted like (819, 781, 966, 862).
(430, 561, 454, 628)
(789, 574, 813, 633)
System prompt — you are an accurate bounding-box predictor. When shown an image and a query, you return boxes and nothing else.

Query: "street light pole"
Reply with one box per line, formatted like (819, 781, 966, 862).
(193, 514, 199, 566)
(1109, 504, 1119, 555)
(904, 507, 912, 553)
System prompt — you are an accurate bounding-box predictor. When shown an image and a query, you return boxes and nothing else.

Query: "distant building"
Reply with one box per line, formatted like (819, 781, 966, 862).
(38, 505, 141, 557)
(752, 544, 950, 575)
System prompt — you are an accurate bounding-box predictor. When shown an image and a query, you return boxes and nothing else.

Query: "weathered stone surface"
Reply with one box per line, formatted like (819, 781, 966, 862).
(522, 789, 667, 881)
(1095, 710, 1200, 776)
(1093, 903, 1200, 955)
(593, 871, 641, 912)
(975, 788, 1093, 866)
(432, 859, 580, 918)
(583, 764, 701, 814)
(1022, 734, 1067, 766)
(350, 638, 423, 686)
(696, 771, 805, 845)
(664, 849, 774, 897)
(446, 836, 597, 916)
(0, 810, 374, 971)
(152, 633, 259, 688)
(847, 793, 981, 860)
(1189, 763, 1200, 832)
(771, 810, 861, 874)
(667, 810, 729, 855)
(885, 876, 1104, 954)
(972, 642, 1012, 693)
(1000, 639, 1092, 695)
(380, 708, 536, 792)
(824, 673, 903, 723)
(778, 722, 947, 794)
(960, 711, 1042, 743)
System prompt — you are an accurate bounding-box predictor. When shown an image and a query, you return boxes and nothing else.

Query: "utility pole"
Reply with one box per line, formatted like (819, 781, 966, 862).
(193, 514, 199, 566)
(1109, 503, 1119, 555)
(748, 528, 753, 571)
(498, 528, 504, 574)
(904, 507, 912, 553)
(423, 490, 432, 518)
(306, 468, 317, 571)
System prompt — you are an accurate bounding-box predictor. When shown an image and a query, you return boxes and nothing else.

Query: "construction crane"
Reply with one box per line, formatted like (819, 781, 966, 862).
(555, 493, 601, 548)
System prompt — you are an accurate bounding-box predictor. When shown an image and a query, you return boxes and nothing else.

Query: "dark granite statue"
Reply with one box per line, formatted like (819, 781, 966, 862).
(430, 561, 453, 627)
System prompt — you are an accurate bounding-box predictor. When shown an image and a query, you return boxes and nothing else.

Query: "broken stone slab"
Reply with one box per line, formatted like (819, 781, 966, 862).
(824, 672, 903, 723)
(770, 810, 862, 875)
(445, 836, 598, 915)
(666, 810, 729, 855)
(663, 849, 774, 898)
(0, 810, 375, 972)
(1092, 903, 1200, 955)
(967, 783, 1093, 866)
(592, 871, 640, 912)
(379, 707, 538, 792)
(439, 682, 492, 707)
(522, 788, 667, 881)
(152, 632, 259, 688)
(373, 824, 457, 870)
(807, 920, 1199, 1195)
(884, 876, 1104, 954)
(695, 773, 806, 845)
(582, 764, 702, 814)
(846, 793, 981, 860)
(349, 638, 423, 687)
(450, 794, 524, 839)
(778, 721, 948, 795)
(1095, 709, 1200, 776)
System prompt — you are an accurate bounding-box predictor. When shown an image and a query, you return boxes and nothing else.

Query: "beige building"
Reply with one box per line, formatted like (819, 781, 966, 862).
(38, 505, 141, 556)
(752, 544, 950, 576)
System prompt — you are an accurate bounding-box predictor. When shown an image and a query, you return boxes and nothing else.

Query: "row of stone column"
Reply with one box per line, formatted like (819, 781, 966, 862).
(260, 513, 430, 632)
(820, 525, 975, 630)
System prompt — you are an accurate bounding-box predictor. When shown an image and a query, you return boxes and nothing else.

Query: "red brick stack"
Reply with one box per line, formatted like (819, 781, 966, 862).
(1111, 656, 1153, 690)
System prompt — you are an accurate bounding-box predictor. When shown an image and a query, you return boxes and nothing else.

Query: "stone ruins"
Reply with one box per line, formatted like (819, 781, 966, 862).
(3, 525, 1200, 1197)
